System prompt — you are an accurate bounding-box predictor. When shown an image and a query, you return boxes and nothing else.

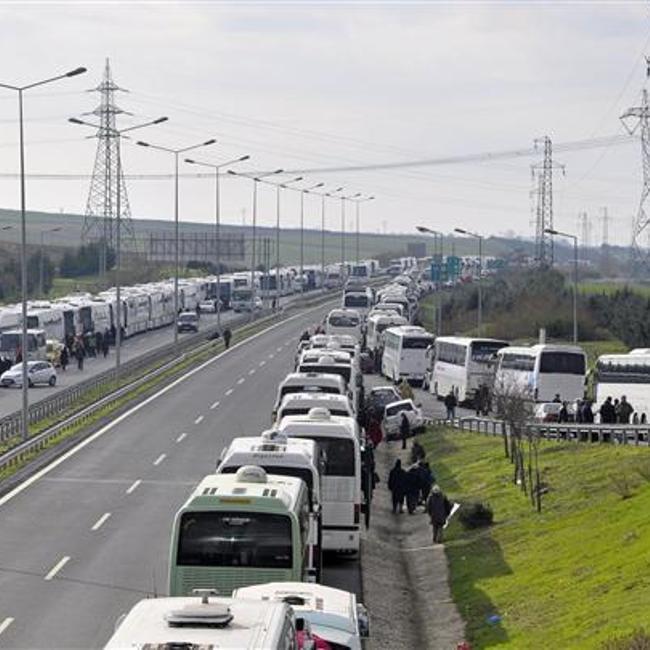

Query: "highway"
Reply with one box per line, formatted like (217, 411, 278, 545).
(0, 300, 359, 649)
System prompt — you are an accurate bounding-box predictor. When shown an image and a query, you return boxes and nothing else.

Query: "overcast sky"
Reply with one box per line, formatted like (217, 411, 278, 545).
(0, 0, 648, 247)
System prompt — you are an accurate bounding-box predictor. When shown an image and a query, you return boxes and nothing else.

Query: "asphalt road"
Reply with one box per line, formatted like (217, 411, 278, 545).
(0, 291, 326, 419)
(0, 299, 360, 649)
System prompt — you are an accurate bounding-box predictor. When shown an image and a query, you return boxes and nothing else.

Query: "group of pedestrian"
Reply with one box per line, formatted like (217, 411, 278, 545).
(598, 395, 636, 424)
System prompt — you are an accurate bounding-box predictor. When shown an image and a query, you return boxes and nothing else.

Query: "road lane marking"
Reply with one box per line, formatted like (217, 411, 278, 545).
(210, 401, 220, 410)
(248, 369, 255, 375)
(153, 453, 166, 466)
(45, 556, 70, 581)
(0, 300, 333, 509)
(0, 618, 14, 637)
(91, 512, 111, 531)
(259, 360, 266, 367)
(126, 479, 142, 494)
(268, 353, 275, 359)
(237, 378, 245, 385)
(225, 388, 233, 396)
(176, 432, 187, 443)
(194, 415, 204, 425)
(276, 346, 282, 352)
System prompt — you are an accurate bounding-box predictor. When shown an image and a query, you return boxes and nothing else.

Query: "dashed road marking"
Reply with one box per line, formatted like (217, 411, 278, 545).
(153, 453, 166, 466)
(268, 353, 275, 359)
(237, 378, 245, 385)
(194, 415, 204, 425)
(176, 432, 187, 443)
(91, 512, 111, 531)
(126, 479, 141, 494)
(45, 556, 70, 581)
(259, 360, 266, 367)
(248, 369, 256, 375)
(225, 388, 233, 396)
(276, 346, 282, 352)
(210, 401, 220, 410)
(0, 618, 14, 637)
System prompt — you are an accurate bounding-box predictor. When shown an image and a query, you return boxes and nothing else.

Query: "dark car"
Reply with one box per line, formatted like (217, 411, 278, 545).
(176, 312, 199, 333)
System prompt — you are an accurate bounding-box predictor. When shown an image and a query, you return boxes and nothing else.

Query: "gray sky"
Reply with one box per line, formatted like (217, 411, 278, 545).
(0, 0, 648, 247)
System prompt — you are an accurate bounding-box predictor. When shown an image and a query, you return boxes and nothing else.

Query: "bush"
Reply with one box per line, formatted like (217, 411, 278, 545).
(601, 628, 650, 649)
(458, 501, 494, 529)
(609, 472, 634, 500)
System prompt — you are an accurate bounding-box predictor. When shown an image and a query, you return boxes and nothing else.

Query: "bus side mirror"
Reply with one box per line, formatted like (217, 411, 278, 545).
(357, 603, 370, 638)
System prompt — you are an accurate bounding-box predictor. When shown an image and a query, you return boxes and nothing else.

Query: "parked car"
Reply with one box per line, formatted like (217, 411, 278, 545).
(1, 361, 57, 388)
(382, 399, 425, 439)
(176, 312, 199, 333)
(198, 299, 217, 314)
(366, 385, 401, 418)
(533, 402, 575, 423)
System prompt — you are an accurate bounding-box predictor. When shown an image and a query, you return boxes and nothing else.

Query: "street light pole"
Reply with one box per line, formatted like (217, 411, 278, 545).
(351, 195, 375, 264)
(0, 66, 87, 442)
(455, 227, 483, 336)
(340, 192, 360, 278)
(137, 137, 217, 347)
(416, 225, 445, 335)
(274, 176, 302, 308)
(300, 182, 324, 293)
(185, 155, 250, 329)
(546, 228, 578, 343)
(70, 115, 168, 370)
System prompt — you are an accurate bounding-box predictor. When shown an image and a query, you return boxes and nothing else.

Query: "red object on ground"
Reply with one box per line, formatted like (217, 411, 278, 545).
(457, 643, 472, 650)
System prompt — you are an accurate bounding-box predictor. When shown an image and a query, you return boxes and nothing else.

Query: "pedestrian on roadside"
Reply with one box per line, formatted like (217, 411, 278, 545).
(410, 440, 426, 464)
(426, 485, 452, 544)
(223, 328, 232, 349)
(599, 396, 615, 424)
(59, 346, 69, 371)
(617, 395, 634, 424)
(110, 324, 116, 345)
(444, 390, 457, 420)
(613, 398, 620, 422)
(552, 393, 561, 403)
(404, 464, 421, 514)
(75, 342, 85, 370)
(419, 461, 435, 506)
(581, 400, 594, 424)
(399, 378, 414, 401)
(388, 459, 406, 514)
(367, 415, 383, 447)
(575, 398, 583, 423)
(558, 401, 569, 423)
(400, 412, 411, 450)
(272, 297, 277, 311)
(95, 330, 103, 356)
(102, 334, 110, 358)
(15, 347, 22, 365)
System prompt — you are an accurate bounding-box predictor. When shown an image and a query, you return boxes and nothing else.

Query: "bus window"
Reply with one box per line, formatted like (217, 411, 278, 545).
(539, 352, 585, 375)
(316, 438, 355, 476)
(402, 337, 431, 349)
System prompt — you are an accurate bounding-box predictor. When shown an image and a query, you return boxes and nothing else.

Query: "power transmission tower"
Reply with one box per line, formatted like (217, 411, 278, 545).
(620, 57, 650, 272)
(577, 211, 591, 251)
(531, 136, 564, 267)
(81, 59, 135, 275)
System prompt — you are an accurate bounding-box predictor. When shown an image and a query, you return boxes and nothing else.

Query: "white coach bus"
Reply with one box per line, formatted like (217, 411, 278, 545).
(494, 344, 587, 403)
(381, 325, 434, 386)
(595, 352, 650, 421)
(429, 336, 508, 402)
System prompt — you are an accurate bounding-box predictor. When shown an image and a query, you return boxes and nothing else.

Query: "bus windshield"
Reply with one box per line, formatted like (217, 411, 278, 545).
(329, 315, 359, 327)
(402, 337, 432, 349)
(299, 364, 351, 384)
(471, 341, 507, 363)
(177, 511, 292, 568)
(312, 437, 355, 476)
(344, 295, 369, 308)
(282, 385, 341, 398)
(281, 407, 350, 418)
(540, 352, 585, 375)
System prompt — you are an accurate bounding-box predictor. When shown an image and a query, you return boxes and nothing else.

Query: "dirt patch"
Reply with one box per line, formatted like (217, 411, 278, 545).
(362, 439, 466, 649)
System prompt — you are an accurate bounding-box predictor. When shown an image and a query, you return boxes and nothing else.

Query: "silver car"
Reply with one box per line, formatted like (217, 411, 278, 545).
(1, 361, 57, 388)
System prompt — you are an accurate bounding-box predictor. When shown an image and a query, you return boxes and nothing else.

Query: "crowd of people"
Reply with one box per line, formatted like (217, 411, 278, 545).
(554, 393, 641, 424)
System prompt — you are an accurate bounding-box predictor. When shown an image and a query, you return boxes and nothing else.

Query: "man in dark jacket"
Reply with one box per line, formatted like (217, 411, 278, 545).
(617, 395, 634, 424)
(444, 390, 457, 420)
(404, 464, 421, 514)
(599, 396, 615, 424)
(387, 459, 406, 514)
(426, 485, 452, 543)
(223, 328, 232, 349)
(400, 413, 410, 450)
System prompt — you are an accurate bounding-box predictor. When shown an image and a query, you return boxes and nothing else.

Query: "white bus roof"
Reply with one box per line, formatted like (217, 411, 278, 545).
(327, 308, 361, 318)
(279, 392, 353, 411)
(368, 313, 406, 325)
(300, 349, 352, 364)
(103, 595, 290, 650)
(279, 409, 359, 438)
(222, 435, 318, 463)
(498, 344, 585, 356)
(435, 336, 508, 346)
(598, 353, 650, 365)
(384, 325, 432, 337)
(279, 372, 346, 390)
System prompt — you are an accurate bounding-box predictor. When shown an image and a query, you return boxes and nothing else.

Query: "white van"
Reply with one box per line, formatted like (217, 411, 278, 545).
(103, 591, 298, 650)
(0, 328, 47, 362)
(277, 392, 355, 423)
(235, 582, 370, 650)
(273, 372, 347, 420)
(342, 289, 373, 320)
(279, 408, 362, 553)
(325, 308, 362, 343)
(382, 326, 434, 386)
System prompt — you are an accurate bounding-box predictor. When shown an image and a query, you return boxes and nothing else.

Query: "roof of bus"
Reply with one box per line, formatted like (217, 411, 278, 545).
(300, 349, 352, 363)
(224, 435, 318, 461)
(279, 393, 353, 409)
(435, 336, 509, 346)
(103, 596, 288, 649)
(327, 308, 361, 317)
(279, 372, 346, 388)
(367, 312, 406, 324)
(497, 344, 585, 356)
(598, 353, 650, 364)
(278, 411, 359, 438)
(186, 472, 305, 511)
(384, 325, 433, 337)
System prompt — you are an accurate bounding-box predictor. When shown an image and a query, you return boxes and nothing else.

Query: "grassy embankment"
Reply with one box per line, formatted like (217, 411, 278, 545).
(423, 427, 650, 648)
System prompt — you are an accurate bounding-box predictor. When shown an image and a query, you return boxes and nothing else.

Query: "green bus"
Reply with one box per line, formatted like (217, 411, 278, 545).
(168, 465, 313, 596)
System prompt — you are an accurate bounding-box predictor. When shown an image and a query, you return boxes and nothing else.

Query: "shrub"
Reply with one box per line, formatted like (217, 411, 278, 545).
(601, 628, 650, 649)
(458, 501, 494, 529)
(609, 472, 634, 500)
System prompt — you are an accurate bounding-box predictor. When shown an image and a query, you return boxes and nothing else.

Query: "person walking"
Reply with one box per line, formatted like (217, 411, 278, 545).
(558, 401, 569, 423)
(223, 328, 232, 350)
(426, 485, 452, 544)
(400, 412, 411, 450)
(410, 439, 425, 464)
(388, 459, 406, 514)
(444, 390, 457, 420)
(399, 378, 414, 401)
(418, 461, 435, 507)
(75, 341, 85, 371)
(95, 331, 103, 357)
(367, 416, 383, 447)
(404, 464, 421, 514)
(102, 332, 110, 358)
(617, 395, 634, 424)
(581, 400, 594, 424)
(59, 346, 69, 372)
(599, 396, 615, 424)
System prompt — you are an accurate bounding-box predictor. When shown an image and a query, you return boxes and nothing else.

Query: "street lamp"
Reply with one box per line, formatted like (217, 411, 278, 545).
(70, 115, 168, 369)
(351, 195, 375, 263)
(39, 226, 62, 296)
(545, 228, 578, 343)
(416, 225, 444, 335)
(0, 66, 87, 441)
(275, 176, 303, 308)
(300, 182, 324, 293)
(455, 227, 483, 336)
(227, 168, 284, 315)
(185, 154, 250, 329)
(137, 137, 217, 346)
(321, 187, 344, 284)
(340, 192, 361, 276)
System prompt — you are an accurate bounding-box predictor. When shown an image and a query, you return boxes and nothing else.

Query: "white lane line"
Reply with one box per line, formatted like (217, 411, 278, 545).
(248, 368, 256, 375)
(91, 512, 111, 531)
(126, 479, 142, 494)
(194, 415, 204, 425)
(0, 618, 14, 637)
(225, 388, 233, 396)
(45, 556, 70, 581)
(176, 432, 187, 443)
(210, 401, 220, 410)
(276, 346, 282, 352)
(237, 377, 245, 385)
(0, 300, 333, 509)
(153, 453, 166, 466)
(268, 353, 275, 359)
(259, 360, 266, 367)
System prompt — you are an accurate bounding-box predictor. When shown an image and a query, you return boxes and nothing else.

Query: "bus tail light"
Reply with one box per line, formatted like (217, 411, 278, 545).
(354, 503, 361, 525)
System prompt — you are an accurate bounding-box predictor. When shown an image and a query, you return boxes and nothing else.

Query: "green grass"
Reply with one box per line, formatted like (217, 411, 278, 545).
(579, 281, 650, 297)
(423, 428, 650, 649)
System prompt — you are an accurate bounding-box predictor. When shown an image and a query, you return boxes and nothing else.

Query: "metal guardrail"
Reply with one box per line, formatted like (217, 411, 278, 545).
(437, 415, 650, 447)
